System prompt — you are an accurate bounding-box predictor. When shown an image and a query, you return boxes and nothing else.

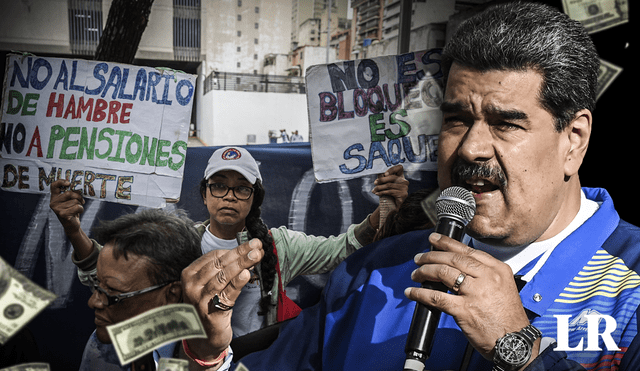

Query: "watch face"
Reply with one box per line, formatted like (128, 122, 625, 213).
(496, 333, 531, 367)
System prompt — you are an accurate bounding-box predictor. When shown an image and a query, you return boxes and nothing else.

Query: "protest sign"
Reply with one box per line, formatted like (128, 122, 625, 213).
(305, 49, 442, 183)
(0, 54, 196, 207)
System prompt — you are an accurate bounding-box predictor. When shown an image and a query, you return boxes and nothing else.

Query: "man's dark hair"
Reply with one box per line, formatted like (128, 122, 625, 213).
(441, 1, 599, 131)
(93, 208, 202, 285)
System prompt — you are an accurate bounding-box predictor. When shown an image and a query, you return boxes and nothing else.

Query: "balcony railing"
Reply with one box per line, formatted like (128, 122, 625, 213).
(204, 71, 306, 95)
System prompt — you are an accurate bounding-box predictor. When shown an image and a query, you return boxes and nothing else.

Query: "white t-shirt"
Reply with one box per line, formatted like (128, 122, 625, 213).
(201, 228, 266, 338)
(469, 190, 601, 280)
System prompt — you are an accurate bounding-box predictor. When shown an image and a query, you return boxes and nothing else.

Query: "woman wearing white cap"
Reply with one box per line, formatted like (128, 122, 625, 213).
(48, 145, 408, 340)
(195, 146, 409, 337)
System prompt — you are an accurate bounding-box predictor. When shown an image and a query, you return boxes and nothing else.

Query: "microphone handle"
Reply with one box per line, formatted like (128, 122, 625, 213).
(404, 217, 466, 371)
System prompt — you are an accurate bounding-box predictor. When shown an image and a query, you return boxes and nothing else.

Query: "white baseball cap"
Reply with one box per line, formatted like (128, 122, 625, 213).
(203, 146, 262, 184)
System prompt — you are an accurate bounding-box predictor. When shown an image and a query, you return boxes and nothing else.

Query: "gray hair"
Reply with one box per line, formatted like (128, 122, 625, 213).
(93, 208, 202, 285)
(441, 1, 599, 131)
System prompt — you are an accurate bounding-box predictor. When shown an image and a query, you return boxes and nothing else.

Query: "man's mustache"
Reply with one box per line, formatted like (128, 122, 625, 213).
(451, 159, 507, 188)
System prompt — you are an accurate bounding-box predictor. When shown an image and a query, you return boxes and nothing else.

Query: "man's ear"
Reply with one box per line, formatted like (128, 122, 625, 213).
(165, 281, 183, 304)
(564, 109, 592, 177)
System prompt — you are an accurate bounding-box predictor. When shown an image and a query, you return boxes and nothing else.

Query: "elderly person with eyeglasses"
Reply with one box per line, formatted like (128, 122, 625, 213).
(71, 208, 202, 370)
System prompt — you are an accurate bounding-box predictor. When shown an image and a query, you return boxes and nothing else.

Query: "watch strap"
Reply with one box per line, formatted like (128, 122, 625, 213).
(520, 324, 542, 343)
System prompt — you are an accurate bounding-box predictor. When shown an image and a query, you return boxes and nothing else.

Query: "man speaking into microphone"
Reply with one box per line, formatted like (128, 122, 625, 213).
(183, 2, 640, 370)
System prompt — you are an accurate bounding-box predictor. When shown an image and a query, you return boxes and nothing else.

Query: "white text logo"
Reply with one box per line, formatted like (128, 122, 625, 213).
(554, 311, 620, 351)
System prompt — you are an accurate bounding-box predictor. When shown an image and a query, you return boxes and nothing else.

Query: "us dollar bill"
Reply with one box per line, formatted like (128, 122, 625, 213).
(158, 358, 189, 371)
(562, 0, 629, 34)
(0, 256, 56, 345)
(420, 189, 439, 227)
(107, 303, 207, 365)
(597, 59, 623, 101)
(0, 363, 50, 371)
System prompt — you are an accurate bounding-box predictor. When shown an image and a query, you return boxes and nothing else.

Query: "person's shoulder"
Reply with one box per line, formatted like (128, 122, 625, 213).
(342, 229, 433, 273)
(193, 220, 209, 235)
(604, 219, 640, 272)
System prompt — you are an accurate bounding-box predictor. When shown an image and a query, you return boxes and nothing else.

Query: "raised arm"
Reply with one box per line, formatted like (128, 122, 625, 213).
(359, 164, 410, 244)
(49, 179, 94, 261)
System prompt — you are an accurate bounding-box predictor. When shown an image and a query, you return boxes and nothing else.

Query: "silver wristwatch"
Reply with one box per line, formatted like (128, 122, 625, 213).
(492, 324, 542, 371)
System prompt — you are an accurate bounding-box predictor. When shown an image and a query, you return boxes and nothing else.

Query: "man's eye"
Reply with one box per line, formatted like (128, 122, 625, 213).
(496, 121, 523, 131)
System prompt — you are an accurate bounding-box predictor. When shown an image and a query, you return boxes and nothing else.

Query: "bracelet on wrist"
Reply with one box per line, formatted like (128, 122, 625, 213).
(182, 339, 229, 367)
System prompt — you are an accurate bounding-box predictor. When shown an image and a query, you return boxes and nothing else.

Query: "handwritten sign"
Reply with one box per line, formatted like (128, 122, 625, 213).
(0, 54, 196, 207)
(306, 49, 443, 183)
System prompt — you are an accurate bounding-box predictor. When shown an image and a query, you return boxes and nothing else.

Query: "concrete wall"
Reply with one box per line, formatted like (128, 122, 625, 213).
(197, 88, 309, 146)
(0, 0, 71, 55)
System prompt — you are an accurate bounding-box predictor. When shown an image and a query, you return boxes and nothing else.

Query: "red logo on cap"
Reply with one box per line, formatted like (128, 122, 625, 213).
(221, 148, 242, 160)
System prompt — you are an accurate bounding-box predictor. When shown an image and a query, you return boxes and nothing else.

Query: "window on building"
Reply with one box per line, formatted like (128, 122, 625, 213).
(173, 0, 201, 61)
(254, 38, 259, 44)
(254, 22, 259, 29)
(238, 14, 242, 21)
(237, 30, 242, 37)
(68, 0, 103, 56)
(254, 54, 258, 60)
(238, 0, 242, 6)
(237, 46, 241, 52)
(255, 6, 259, 13)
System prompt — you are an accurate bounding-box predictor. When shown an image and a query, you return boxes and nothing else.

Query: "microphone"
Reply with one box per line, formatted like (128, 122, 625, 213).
(404, 186, 476, 371)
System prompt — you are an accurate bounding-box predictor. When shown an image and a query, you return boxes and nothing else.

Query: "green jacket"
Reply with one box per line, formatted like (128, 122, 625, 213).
(73, 216, 376, 327)
(194, 217, 376, 326)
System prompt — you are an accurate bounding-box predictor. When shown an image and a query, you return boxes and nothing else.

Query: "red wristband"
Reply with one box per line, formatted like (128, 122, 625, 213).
(182, 339, 229, 367)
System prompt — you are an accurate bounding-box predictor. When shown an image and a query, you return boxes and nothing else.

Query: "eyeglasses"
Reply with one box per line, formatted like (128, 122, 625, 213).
(207, 183, 254, 200)
(89, 276, 172, 307)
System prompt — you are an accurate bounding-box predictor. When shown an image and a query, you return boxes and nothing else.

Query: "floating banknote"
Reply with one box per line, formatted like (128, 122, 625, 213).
(597, 59, 623, 100)
(107, 303, 207, 365)
(158, 358, 189, 371)
(562, 0, 629, 34)
(0, 256, 56, 345)
(420, 189, 439, 227)
(0, 363, 50, 371)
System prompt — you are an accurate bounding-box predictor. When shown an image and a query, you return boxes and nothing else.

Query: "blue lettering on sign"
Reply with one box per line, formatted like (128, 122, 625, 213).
(327, 59, 380, 93)
(10, 57, 55, 90)
(8, 56, 193, 106)
(84, 63, 108, 96)
(338, 134, 436, 175)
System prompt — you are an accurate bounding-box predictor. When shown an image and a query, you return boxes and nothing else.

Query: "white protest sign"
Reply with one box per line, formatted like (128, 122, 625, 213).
(0, 54, 196, 207)
(306, 49, 443, 183)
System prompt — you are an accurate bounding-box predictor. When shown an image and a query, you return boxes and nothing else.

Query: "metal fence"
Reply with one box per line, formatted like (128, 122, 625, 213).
(173, 0, 201, 62)
(68, 0, 103, 56)
(203, 71, 306, 95)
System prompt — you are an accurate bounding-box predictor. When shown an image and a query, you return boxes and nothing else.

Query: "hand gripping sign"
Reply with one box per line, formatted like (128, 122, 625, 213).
(0, 54, 196, 208)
